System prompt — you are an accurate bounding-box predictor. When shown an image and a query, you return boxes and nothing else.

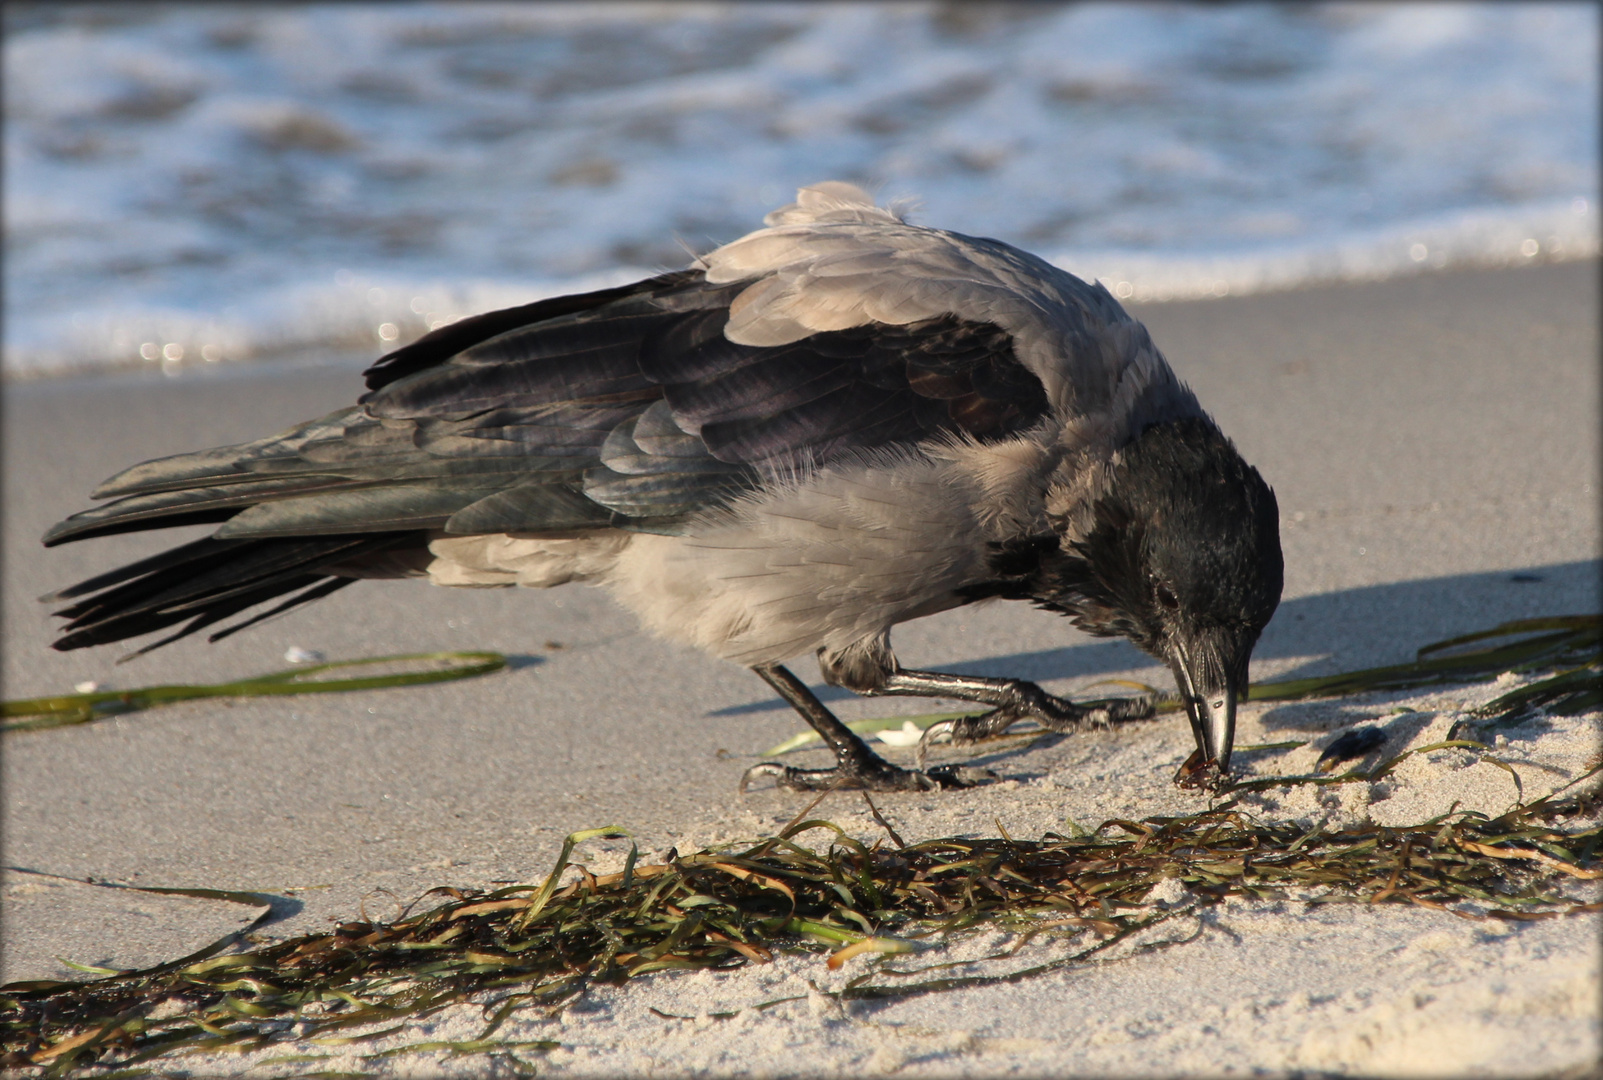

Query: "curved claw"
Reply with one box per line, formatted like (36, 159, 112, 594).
(925, 763, 1001, 789)
(739, 761, 789, 796)
(741, 757, 929, 793)
(915, 719, 959, 771)
(737, 756, 991, 794)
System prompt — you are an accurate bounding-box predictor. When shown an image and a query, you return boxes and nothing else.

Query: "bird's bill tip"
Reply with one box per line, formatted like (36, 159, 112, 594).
(1191, 683, 1237, 771)
(1170, 647, 1238, 775)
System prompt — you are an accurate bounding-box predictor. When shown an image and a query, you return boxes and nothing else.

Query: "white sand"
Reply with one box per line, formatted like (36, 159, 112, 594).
(68, 673, 1599, 1079)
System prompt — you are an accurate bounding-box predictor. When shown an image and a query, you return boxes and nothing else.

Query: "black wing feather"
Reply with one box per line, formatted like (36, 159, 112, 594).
(361, 270, 701, 392)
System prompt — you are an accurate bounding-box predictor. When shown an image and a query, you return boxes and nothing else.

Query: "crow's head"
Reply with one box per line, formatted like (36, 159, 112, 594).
(1034, 416, 1283, 784)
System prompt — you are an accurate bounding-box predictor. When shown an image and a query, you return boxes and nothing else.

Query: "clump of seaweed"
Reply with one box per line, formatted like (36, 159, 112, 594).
(4, 774, 1599, 1076)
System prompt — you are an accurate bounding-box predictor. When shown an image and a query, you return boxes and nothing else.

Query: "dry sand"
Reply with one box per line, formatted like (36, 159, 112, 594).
(3, 261, 1599, 1076)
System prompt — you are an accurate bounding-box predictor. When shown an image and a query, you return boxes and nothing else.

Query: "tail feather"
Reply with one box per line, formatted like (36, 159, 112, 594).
(203, 577, 356, 646)
(100, 573, 331, 659)
(53, 536, 368, 625)
(116, 576, 358, 660)
(41, 535, 242, 603)
(50, 532, 427, 653)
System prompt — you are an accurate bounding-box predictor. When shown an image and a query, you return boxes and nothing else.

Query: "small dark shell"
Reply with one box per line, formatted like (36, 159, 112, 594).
(1316, 726, 1387, 773)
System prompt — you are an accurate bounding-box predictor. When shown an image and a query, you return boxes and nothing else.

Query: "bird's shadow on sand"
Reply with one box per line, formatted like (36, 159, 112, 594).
(708, 560, 1599, 717)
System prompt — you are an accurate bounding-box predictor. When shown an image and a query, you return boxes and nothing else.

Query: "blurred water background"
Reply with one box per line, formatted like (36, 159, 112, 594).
(5, 1, 1596, 378)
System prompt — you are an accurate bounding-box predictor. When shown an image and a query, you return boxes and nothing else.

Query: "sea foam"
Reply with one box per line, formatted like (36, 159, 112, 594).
(4, 2, 1596, 377)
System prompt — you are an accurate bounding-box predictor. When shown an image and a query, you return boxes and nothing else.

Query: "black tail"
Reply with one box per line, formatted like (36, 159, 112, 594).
(48, 532, 428, 658)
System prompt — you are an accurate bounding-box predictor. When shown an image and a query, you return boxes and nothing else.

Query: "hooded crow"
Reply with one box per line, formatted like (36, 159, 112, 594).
(43, 182, 1283, 793)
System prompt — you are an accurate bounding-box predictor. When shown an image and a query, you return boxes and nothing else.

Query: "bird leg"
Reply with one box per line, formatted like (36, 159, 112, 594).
(740, 664, 990, 793)
(867, 669, 1155, 769)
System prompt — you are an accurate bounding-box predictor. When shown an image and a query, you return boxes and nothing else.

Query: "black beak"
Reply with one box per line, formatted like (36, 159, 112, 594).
(1170, 632, 1241, 774)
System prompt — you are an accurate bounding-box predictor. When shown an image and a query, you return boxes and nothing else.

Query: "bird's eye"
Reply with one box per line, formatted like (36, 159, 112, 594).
(1155, 584, 1179, 610)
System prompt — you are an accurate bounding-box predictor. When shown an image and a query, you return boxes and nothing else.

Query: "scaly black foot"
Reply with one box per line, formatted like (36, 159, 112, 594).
(746, 663, 1001, 795)
(916, 690, 1156, 769)
(740, 758, 996, 794)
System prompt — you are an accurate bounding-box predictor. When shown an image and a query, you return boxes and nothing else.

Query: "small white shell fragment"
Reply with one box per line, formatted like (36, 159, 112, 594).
(875, 720, 925, 747)
(74, 680, 102, 694)
(283, 646, 325, 664)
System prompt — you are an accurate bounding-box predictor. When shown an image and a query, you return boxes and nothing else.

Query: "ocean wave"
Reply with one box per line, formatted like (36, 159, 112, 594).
(8, 200, 1593, 381)
(4, 2, 1596, 377)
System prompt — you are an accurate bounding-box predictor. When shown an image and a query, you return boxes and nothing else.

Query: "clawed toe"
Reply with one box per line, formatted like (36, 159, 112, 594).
(739, 762, 791, 796)
(915, 693, 1158, 768)
(1104, 694, 1158, 723)
(924, 763, 1000, 788)
(914, 718, 957, 770)
(914, 708, 1027, 768)
(739, 756, 993, 794)
(740, 758, 931, 792)
(1073, 694, 1159, 734)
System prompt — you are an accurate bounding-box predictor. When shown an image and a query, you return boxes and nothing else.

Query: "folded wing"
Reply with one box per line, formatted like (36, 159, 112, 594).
(44, 183, 1195, 654)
